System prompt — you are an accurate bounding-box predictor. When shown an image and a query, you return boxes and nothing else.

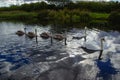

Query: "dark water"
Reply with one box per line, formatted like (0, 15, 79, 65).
(0, 21, 120, 80)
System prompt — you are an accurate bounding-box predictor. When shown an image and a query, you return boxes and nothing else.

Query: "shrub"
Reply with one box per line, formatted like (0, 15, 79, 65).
(108, 11, 120, 25)
(79, 11, 91, 23)
(37, 10, 49, 20)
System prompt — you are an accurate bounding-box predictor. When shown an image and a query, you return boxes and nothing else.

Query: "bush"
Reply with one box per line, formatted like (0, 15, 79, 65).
(79, 11, 91, 23)
(0, 11, 37, 20)
(89, 20, 108, 27)
(37, 10, 49, 20)
(108, 11, 120, 25)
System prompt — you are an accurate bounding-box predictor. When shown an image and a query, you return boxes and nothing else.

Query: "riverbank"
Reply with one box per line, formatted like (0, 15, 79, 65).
(0, 1, 119, 30)
(0, 10, 109, 24)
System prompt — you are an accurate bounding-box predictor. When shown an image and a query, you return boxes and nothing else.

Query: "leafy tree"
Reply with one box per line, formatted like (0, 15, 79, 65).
(37, 10, 49, 20)
(108, 11, 120, 25)
(46, 0, 71, 6)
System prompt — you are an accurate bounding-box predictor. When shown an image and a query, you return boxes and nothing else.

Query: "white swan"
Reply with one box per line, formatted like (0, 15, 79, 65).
(81, 38, 106, 60)
(81, 38, 105, 53)
(72, 27, 87, 41)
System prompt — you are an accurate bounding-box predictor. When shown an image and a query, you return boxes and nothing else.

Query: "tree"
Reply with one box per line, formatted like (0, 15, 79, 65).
(108, 11, 120, 25)
(46, 0, 71, 7)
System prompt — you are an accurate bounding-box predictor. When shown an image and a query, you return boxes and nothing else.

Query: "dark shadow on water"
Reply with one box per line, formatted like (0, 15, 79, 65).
(10, 58, 29, 71)
(0, 54, 30, 71)
(96, 59, 118, 80)
(81, 46, 100, 53)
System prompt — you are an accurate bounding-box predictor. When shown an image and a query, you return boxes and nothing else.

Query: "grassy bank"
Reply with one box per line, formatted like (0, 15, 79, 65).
(0, 11, 37, 20)
(90, 13, 109, 20)
(0, 10, 109, 23)
(0, 1, 120, 30)
(0, 10, 112, 29)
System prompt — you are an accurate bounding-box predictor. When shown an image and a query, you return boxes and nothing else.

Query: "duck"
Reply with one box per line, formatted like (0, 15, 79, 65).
(40, 32, 50, 39)
(53, 34, 64, 41)
(27, 32, 36, 39)
(16, 30, 25, 36)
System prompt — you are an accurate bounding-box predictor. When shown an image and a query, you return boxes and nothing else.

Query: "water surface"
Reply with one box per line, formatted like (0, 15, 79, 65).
(0, 21, 120, 80)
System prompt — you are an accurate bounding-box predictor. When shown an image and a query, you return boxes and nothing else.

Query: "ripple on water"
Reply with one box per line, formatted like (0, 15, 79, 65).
(0, 22, 120, 80)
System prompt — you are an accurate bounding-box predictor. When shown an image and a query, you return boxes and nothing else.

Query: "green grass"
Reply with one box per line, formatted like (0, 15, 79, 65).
(0, 10, 110, 24)
(90, 12, 110, 20)
(0, 11, 37, 20)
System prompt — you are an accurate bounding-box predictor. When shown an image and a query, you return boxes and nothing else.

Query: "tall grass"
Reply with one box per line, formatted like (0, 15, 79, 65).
(0, 10, 109, 24)
(0, 11, 37, 20)
(90, 12, 109, 20)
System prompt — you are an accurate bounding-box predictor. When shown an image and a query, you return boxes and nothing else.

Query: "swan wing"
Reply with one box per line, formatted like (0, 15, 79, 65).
(84, 41, 100, 50)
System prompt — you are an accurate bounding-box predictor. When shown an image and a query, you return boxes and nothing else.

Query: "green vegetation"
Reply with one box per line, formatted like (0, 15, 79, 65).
(0, 1, 120, 30)
(108, 11, 120, 25)
(90, 13, 109, 20)
(0, 11, 37, 20)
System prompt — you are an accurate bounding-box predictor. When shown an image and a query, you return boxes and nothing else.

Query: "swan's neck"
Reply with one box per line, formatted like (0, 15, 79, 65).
(24, 27, 26, 34)
(85, 28, 87, 37)
(64, 30, 67, 37)
(35, 29, 37, 35)
(101, 39, 103, 50)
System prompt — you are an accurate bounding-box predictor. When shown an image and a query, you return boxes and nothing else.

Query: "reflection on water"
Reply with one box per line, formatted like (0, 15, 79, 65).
(96, 59, 118, 80)
(0, 21, 120, 80)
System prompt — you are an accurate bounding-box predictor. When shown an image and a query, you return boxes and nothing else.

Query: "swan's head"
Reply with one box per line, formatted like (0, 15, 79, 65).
(24, 27, 26, 30)
(101, 38, 105, 42)
(85, 26, 87, 29)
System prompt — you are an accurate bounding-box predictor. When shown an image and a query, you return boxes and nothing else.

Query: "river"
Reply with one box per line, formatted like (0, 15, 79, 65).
(0, 21, 120, 80)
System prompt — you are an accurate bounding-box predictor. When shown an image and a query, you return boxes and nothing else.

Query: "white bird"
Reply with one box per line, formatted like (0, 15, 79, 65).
(72, 27, 87, 41)
(81, 38, 106, 60)
(81, 38, 105, 53)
